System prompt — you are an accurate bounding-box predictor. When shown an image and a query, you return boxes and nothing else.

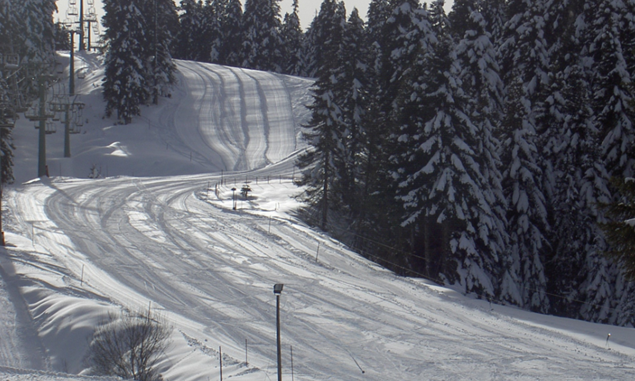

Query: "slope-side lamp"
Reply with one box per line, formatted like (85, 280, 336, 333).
(274, 283, 284, 381)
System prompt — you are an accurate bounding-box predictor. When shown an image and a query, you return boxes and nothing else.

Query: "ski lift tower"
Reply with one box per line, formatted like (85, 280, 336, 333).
(25, 75, 57, 178)
(49, 94, 85, 157)
(67, 0, 98, 51)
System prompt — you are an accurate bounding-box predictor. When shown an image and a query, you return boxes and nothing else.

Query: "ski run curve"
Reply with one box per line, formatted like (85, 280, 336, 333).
(1, 56, 635, 380)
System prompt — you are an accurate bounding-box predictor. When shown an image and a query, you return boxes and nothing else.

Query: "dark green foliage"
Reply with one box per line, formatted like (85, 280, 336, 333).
(54, 22, 71, 51)
(601, 178, 635, 281)
(241, 0, 284, 72)
(280, 0, 304, 75)
(175, 0, 209, 61)
(102, 0, 177, 122)
(296, 0, 348, 231)
(0, 0, 57, 184)
(102, 0, 149, 123)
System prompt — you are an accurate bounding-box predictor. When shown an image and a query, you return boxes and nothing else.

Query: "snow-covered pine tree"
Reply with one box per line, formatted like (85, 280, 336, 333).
(336, 8, 370, 218)
(391, 0, 505, 297)
(480, 0, 506, 46)
(15, 0, 57, 69)
(0, 0, 16, 185)
(497, 78, 550, 311)
(175, 0, 210, 61)
(450, 0, 510, 304)
(601, 177, 635, 280)
(366, 0, 392, 47)
(558, 0, 635, 324)
(587, 0, 635, 179)
(621, 0, 635, 78)
(351, 0, 429, 266)
(208, 0, 225, 63)
(145, 0, 179, 103)
(301, 17, 320, 78)
(295, 0, 348, 231)
(216, 0, 243, 66)
(241, 0, 284, 72)
(497, 0, 553, 311)
(103, 0, 150, 123)
(280, 0, 304, 76)
(54, 22, 71, 51)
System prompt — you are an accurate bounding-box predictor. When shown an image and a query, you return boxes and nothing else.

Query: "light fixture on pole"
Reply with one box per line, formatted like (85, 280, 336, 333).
(273, 283, 284, 381)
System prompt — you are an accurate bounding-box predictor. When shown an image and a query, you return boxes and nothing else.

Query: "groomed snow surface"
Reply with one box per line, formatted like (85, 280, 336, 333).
(1, 52, 634, 380)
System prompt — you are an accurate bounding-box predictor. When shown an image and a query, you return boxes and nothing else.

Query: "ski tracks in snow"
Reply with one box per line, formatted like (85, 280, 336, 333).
(173, 61, 300, 172)
(6, 174, 635, 380)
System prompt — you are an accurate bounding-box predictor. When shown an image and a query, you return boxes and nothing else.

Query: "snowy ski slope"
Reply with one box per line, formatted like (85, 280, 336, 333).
(1, 53, 634, 380)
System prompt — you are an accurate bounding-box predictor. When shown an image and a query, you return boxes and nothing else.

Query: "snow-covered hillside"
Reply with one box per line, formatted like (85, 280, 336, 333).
(1, 52, 634, 380)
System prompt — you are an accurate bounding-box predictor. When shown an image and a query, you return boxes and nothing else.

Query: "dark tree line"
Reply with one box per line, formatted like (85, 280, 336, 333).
(102, 0, 178, 123)
(295, 0, 635, 325)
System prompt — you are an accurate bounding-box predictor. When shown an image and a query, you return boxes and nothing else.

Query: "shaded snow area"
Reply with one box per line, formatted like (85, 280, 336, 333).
(1, 52, 634, 380)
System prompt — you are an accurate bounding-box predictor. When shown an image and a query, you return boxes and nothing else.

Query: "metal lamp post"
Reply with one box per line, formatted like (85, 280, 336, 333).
(274, 283, 284, 381)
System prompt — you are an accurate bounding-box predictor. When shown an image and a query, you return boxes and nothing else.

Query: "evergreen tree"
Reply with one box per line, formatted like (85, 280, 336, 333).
(353, 0, 426, 267)
(15, 0, 57, 68)
(241, 0, 284, 72)
(587, 0, 635, 179)
(207, 0, 225, 63)
(296, 0, 347, 231)
(601, 177, 635, 281)
(391, 0, 506, 297)
(451, 0, 509, 303)
(498, 79, 550, 311)
(337, 8, 370, 217)
(498, 0, 552, 311)
(217, 0, 243, 66)
(280, 0, 304, 75)
(54, 22, 71, 51)
(535, 0, 615, 321)
(0, 0, 16, 184)
(621, 0, 635, 78)
(175, 0, 209, 61)
(480, 0, 507, 45)
(146, 0, 179, 103)
(301, 17, 320, 78)
(102, 0, 150, 123)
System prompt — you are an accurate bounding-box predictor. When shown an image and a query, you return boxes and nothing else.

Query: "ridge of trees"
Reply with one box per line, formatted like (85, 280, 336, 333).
(294, 0, 635, 326)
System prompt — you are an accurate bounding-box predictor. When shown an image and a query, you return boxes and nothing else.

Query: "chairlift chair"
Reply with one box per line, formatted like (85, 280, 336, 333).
(70, 122, 81, 134)
(45, 121, 56, 134)
(73, 114, 84, 127)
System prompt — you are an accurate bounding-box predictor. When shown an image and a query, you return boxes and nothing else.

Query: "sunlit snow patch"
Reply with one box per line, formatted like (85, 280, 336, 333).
(105, 142, 130, 157)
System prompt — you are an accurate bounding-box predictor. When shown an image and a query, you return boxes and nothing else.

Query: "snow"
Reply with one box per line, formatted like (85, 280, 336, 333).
(1, 52, 635, 380)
